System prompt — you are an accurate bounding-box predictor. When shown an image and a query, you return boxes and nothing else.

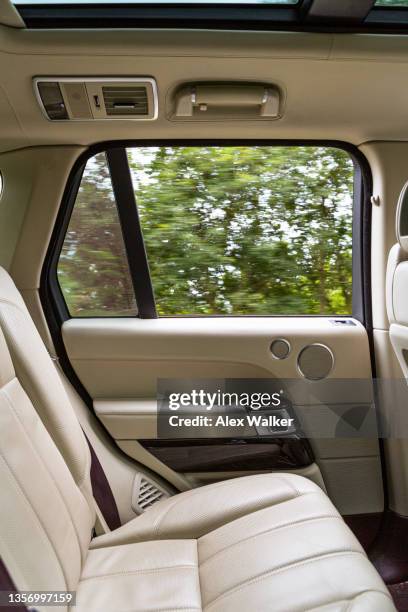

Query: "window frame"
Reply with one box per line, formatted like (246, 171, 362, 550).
(16, 1, 408, 34)
(41, 139, 372, 328)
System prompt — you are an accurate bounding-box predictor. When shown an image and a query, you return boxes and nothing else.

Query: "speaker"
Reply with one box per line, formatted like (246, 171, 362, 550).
(270, 338, 291, 360)
(297, 343, 334, 380)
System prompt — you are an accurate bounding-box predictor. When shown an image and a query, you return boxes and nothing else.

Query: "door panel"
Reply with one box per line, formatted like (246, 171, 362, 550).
(50, 142, 380, 515)
(62, 315, 384, 515)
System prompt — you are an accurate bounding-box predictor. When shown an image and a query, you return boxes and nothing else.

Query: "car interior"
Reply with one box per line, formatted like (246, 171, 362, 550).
(4, 0, 408, 610)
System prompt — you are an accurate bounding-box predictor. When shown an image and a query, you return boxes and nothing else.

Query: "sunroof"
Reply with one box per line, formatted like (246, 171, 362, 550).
(13, 0, 298, 4)
(16, 0, 408, 31)
(375, 0, 408, 5)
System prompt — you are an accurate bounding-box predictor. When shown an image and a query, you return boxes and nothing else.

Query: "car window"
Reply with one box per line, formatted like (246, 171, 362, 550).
(57, 144, 355, 317)
(57, 152, 137, 316)
(128, 145, 354, 316)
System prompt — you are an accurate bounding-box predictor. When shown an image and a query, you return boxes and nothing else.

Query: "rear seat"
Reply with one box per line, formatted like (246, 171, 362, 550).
(0, 267, 396, 611)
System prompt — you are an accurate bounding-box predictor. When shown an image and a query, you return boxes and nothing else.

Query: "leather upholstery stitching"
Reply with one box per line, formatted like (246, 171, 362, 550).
(80, 565, 197, 582)
(303, 590, 394, 612)
(199, 513, 341, 566)
(153, 475, 303, 537)
(205, 550, 366, 608)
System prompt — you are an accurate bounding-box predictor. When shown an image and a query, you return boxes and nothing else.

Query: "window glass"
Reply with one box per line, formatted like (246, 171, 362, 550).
(375, 0, 408, 5)
(128, 145, 354, 316)
(14, 0, 297, 5)
(57, 152, 137, 316)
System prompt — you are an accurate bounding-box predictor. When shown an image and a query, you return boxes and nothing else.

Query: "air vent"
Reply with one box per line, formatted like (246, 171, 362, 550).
(103, 85, 148, 116)
(34, 77, 158, 121)
(131, 474, 169, 514)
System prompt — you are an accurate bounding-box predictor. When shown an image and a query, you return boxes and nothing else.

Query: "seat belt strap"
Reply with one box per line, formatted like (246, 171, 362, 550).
(49, 357, 121, 531)
(84, 434, 122, 531)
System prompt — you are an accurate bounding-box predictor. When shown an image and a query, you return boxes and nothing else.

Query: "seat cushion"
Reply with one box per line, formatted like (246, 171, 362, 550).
(198, 503, 391, 611)
(77, 540, 201, 612)
(91, 472, 333, 547)
(82, 474, 394, 611)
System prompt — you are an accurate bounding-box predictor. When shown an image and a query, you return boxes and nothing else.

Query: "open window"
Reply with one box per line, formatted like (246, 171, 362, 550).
(53, 142, 366, 321)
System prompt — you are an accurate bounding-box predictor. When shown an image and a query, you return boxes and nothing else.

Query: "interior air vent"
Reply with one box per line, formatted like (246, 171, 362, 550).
(34, 77, 158, 121)
(131, 474, 170, 514)
(102, 85, 148, 116)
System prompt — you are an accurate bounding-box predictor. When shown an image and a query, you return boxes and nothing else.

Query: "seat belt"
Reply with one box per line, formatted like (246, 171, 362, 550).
(0, 558, 30, 612)
(49, 356, 121, 532)
(84, 434, 122, 531)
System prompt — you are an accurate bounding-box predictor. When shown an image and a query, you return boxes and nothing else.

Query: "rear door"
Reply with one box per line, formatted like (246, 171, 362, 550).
(46, 142, 383, 516)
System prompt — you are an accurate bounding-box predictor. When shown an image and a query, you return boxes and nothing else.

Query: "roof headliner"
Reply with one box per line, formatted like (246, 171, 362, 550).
(1, 26, 408, 153)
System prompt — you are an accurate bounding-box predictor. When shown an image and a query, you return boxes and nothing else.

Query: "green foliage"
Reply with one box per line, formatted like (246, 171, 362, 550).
(58, 145, 354, 317)
(130, 146, 353, 315)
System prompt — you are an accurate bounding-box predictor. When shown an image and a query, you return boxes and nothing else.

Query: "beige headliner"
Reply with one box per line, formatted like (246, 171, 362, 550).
(1, 23, 408, 152)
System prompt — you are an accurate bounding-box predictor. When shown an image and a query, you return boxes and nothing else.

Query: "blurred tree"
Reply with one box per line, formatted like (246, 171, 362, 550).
(130, 146, 353, 315)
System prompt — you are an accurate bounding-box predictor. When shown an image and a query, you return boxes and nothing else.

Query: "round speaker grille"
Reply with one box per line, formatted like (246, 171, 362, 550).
(297, 343, 334, 380)
(270, 339, 291, 360)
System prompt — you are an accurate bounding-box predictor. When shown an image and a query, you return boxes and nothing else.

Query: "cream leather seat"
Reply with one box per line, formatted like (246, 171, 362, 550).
(0, 267, 395, 611)
(387, 180, 408, 377)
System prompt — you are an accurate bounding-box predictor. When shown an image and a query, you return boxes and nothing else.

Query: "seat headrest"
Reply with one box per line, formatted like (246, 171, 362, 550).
(396, 180, 408, 253)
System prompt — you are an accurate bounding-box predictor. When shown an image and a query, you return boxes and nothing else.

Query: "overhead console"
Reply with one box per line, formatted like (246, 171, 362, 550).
(34, 77, 158, 121)
(34, 78, 282, 124)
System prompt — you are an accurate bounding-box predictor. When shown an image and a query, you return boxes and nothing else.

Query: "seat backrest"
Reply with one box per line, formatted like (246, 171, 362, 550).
(0, 267, 93, 507)
(0, 325, 94, 599)
(386, 181, 408, 376)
